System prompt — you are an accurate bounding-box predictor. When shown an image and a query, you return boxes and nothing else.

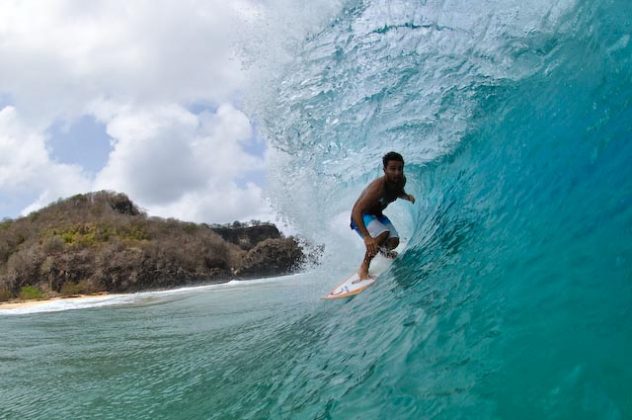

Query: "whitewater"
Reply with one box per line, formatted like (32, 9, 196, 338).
(1, 0, 631, 418)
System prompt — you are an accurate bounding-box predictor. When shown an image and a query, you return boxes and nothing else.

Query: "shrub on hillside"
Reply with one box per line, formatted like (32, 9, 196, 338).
(18, 285, 44, 300)
(0, 288, 11, 302)
(60, 280, 98, 297)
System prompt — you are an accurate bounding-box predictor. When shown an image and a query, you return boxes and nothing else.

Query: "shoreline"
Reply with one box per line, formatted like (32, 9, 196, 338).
(0, 292, 112, 311)
(0, 279, 233, 312)
(0, 273, 303, 313)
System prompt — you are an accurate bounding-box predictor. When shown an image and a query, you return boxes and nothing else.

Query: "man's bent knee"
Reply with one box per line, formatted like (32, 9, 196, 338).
(375, 230, 390, 244)
(386, 237, 399, 250)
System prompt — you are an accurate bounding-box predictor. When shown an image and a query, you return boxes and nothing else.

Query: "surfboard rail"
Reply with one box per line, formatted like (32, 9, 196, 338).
(322, 273, 376, 300)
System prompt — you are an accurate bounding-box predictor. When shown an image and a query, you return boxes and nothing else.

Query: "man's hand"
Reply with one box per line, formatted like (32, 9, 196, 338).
(364, 236, 378, 257)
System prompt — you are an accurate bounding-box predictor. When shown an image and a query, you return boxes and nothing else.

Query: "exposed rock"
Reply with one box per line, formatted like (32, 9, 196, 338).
(108, 193, 142, 216)
(210, 223, 281, 250)
(234, 237, 304, 278)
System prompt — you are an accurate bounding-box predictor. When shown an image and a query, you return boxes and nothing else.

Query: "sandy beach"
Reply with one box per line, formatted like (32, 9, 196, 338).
(0, 293, 112, 311)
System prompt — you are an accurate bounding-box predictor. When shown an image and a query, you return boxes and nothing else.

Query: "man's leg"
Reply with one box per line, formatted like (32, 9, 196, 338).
(384, 237, 399, 250)
(358, 231, 390, 279)
(378, 236, 400, 259)
(377, 215, 399, 259)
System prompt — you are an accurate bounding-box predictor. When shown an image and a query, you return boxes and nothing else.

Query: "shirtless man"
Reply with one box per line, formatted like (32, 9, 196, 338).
(350, 151, 415, 279)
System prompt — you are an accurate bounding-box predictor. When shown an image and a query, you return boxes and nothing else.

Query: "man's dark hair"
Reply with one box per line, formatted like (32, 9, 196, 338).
(382, 151, 404, 168)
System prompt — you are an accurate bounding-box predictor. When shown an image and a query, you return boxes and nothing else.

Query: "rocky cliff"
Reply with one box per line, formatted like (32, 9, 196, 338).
(210, 222, 282, 250)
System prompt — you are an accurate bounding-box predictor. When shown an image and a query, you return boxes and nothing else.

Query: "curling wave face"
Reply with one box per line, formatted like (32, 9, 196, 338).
(248, 0, 632, 416)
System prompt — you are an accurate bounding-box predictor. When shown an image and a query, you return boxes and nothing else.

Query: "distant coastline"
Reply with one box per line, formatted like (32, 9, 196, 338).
(0, 191, 315, 305)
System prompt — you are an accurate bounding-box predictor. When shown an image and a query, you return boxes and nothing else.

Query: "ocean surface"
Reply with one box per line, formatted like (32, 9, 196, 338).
(1, 0, 631, 418)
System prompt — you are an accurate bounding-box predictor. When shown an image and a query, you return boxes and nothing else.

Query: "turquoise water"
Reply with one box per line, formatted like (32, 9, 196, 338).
(2, 0, 631, 418)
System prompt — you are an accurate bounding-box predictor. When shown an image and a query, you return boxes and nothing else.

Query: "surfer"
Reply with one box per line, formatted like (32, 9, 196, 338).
(350, 151, 415, 279)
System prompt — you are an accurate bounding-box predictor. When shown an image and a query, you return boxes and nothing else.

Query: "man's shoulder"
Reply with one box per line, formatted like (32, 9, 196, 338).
(368, 176, 385, 188)
(362, 177, 383, 194)
(359, 177, 384, 198)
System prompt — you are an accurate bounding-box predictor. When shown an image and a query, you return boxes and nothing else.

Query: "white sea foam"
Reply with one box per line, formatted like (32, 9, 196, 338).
(0, 295, 134, 316)
(0, 273, 304, 316)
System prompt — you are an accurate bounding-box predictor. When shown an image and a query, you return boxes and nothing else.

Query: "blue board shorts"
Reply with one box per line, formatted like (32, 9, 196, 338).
(350, 214, 399, 239)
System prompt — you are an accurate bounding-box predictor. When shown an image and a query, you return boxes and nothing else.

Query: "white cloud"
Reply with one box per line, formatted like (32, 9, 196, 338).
(0, 106, 92, 213)
(149, 182, 274, 224)
(0, 0, 246, 125)
(93, 103, 202, 204)
(0, 1, 277, 223)
(92, 102, 267, 223)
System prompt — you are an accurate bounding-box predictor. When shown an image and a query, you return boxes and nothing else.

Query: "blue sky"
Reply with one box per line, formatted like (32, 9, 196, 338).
(48, 115, 112, 174)
(0, 1, 273, 224)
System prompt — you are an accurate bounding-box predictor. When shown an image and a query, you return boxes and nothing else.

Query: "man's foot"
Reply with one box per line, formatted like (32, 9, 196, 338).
(354, 272, 373, 283)
(379, 248, 398, 259)
(357, 269, 370, 280)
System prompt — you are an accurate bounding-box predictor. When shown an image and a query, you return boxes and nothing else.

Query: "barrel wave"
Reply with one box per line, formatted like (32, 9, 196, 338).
(1, 0, 630, 419)
(251, 0, 632, 417)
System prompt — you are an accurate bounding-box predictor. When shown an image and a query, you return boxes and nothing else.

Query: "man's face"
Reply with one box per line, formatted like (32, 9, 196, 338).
(384, 160, 404, 183)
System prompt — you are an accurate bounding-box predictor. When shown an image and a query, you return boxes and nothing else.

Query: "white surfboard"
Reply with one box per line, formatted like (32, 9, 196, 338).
(322, 248, 400, 300)
(322, 273, 376, 300)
